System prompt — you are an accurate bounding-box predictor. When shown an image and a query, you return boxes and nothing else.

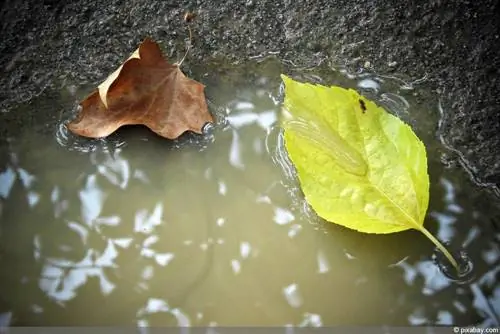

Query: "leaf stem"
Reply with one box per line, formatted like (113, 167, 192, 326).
(177, 20, 193, 67)
(419, 226, 459, 271)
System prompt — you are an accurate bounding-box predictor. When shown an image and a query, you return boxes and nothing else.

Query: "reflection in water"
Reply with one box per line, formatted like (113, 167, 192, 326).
(38, 247, 116, 302)
(283, 283, 302, 308)
(0, 58, 499, 327)
(429, 178, 476, 284)
(0, 167, 16, 198)
(0, 312, 12, 328)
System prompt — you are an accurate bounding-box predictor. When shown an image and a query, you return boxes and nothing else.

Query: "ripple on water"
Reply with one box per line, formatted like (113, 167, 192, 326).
(433, 246, 476, 284)
(55, 120, 127, 153)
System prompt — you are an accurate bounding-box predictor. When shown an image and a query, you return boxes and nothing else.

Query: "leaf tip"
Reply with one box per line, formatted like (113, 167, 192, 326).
(280, 74, 292, 85)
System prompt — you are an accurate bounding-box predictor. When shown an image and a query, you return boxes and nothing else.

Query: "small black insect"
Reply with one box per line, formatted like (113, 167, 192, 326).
(359, 99, 367, 113)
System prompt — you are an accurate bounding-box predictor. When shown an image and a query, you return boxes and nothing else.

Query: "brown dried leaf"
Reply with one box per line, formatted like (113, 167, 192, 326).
(67, 38, 213, 139)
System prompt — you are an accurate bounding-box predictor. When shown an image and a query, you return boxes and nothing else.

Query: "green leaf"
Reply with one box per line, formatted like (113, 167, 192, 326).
(280, 74, 458, 270)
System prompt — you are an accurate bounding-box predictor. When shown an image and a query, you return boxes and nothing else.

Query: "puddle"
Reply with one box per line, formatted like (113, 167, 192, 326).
(0, 57, 499, 327)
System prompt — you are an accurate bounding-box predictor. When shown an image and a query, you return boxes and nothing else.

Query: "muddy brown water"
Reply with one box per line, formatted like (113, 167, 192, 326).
(0, 57, 499, 327)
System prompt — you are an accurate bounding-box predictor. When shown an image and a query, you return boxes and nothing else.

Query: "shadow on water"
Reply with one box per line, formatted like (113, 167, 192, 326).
(0, 56, 499, 327)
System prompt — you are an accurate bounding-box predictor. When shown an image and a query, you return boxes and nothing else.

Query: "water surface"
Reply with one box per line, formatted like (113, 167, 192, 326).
(0, 57, 499, 327)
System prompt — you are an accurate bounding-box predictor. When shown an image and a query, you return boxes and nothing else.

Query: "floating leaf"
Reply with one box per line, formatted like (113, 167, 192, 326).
(280, 74, 458, 270)
(67, 38, 213, 139)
